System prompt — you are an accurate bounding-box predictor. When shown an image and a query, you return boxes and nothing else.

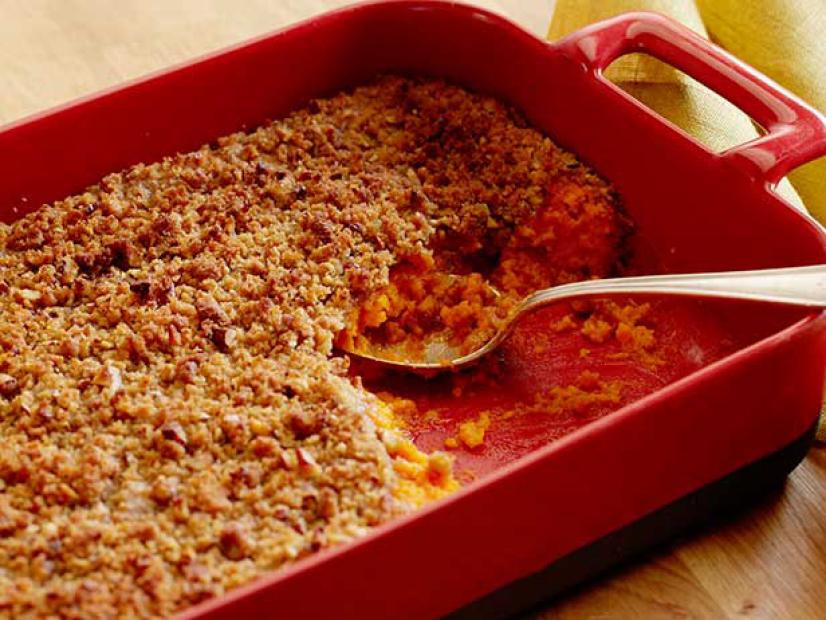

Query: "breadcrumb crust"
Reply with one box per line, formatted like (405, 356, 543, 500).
(0, 76, 626, 618)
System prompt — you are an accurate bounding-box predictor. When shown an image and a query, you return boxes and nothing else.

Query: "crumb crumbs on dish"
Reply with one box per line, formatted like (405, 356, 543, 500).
(0, 75, 630, 618)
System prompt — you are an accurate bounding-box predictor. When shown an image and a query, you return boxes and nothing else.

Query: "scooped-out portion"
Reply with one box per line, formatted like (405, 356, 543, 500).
(336, 138, 630, 365)
(0, 75, 737, 619)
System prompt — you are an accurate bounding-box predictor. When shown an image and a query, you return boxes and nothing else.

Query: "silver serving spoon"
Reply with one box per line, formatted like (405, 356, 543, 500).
(342, 264, 826, 371)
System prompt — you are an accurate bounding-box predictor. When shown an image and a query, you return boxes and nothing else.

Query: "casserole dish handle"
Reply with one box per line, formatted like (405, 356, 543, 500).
(556, 12, 826, 185)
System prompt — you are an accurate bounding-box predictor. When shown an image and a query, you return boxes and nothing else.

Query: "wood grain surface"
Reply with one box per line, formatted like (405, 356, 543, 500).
(1, 2, 824, 619)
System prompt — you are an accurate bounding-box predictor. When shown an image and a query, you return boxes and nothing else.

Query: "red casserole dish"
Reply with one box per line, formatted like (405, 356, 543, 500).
(2, 1, 825, 618)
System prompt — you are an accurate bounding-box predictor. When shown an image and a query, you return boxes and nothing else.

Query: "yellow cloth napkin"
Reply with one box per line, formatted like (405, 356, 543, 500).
(697, 0, 826, 223)
(548, 0, 826, 438)
(548, 0, 807, 209)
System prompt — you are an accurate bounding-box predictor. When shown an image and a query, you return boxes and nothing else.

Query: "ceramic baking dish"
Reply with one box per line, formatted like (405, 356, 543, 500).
(1, 1, 825, 618)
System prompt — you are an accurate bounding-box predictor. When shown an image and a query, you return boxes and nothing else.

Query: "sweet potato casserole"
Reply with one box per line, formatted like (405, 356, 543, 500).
(0, 76, 734, 618)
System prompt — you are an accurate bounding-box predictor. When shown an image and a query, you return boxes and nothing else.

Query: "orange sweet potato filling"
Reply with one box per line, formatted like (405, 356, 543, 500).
(366, 393, 458, 505)
(342, 163, 640, 463)
(338, 171, 629, 366)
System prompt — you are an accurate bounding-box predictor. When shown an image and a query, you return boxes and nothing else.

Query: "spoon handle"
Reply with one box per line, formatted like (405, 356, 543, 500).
(523, 264, 826, 311)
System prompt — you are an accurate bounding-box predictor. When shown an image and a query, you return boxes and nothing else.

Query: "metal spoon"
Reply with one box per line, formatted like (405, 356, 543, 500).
(342, 264, 826, 371)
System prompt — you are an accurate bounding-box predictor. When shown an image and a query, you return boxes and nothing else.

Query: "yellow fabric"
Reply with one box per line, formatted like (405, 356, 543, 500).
(548, 0, 826, 438)
(697, 0, 826, 223)
(547, 0, 806, 209)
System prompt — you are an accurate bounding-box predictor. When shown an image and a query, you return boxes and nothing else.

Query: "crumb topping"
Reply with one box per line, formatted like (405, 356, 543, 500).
(0, 76, 627, 618)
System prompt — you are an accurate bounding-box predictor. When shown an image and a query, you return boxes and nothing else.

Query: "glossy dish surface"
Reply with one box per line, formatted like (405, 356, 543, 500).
(0, 2, 824, 619)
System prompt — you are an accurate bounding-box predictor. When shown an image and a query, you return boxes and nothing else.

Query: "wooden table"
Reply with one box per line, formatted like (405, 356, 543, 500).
(2, 2, 824, 618)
